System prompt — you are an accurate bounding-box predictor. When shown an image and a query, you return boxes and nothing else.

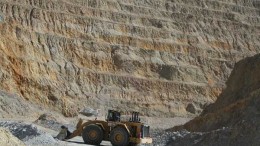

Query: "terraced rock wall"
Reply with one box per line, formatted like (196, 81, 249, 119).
(0, 0, 259, 117)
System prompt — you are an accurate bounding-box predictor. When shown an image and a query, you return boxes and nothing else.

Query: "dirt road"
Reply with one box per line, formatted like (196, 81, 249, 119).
(65, 137, 111, 146)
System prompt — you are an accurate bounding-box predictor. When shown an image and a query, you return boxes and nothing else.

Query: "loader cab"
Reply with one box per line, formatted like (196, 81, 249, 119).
(106, 110, 121, 122)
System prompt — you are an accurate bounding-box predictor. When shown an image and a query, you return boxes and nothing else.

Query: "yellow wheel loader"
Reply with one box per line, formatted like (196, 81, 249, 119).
(62, 110, 152, 146)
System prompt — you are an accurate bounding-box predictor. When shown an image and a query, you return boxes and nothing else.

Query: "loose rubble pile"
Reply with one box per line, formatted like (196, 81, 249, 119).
(151, 129, 191, 146)
(0, 121, 59, 146)
(34, 113, 63, 131)
(165, 54, 260, 146)
(0, 127, 25, 146)
(166, 128, 234, 146)
(0, 121, 40, 139)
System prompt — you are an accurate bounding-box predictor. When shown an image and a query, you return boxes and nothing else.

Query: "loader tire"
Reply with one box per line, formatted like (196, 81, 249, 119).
(82, 124, 103, 145)
(110, 127, 129, 146)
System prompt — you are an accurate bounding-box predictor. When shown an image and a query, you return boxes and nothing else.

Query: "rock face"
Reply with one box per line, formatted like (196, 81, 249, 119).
(0, 0, 259, 117)
(168, 54, 260, 145)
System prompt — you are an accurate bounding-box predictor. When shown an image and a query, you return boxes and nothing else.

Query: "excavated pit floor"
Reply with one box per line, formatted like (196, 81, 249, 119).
(0, 116, 191, 146)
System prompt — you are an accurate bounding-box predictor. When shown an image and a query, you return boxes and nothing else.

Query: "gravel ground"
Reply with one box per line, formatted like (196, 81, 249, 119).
(151, 129, 192, 146)
(24, 133, 58, 146)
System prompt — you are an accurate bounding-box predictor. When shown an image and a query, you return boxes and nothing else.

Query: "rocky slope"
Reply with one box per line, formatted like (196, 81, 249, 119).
(167, 54, 260, 146)
(0, 127, 25, 146)
(0, 0, 259, 117)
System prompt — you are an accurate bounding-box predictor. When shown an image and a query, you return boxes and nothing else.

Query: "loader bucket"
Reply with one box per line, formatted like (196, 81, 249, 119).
(55, 126, 69, 140)
(64, 118, 84, 140)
